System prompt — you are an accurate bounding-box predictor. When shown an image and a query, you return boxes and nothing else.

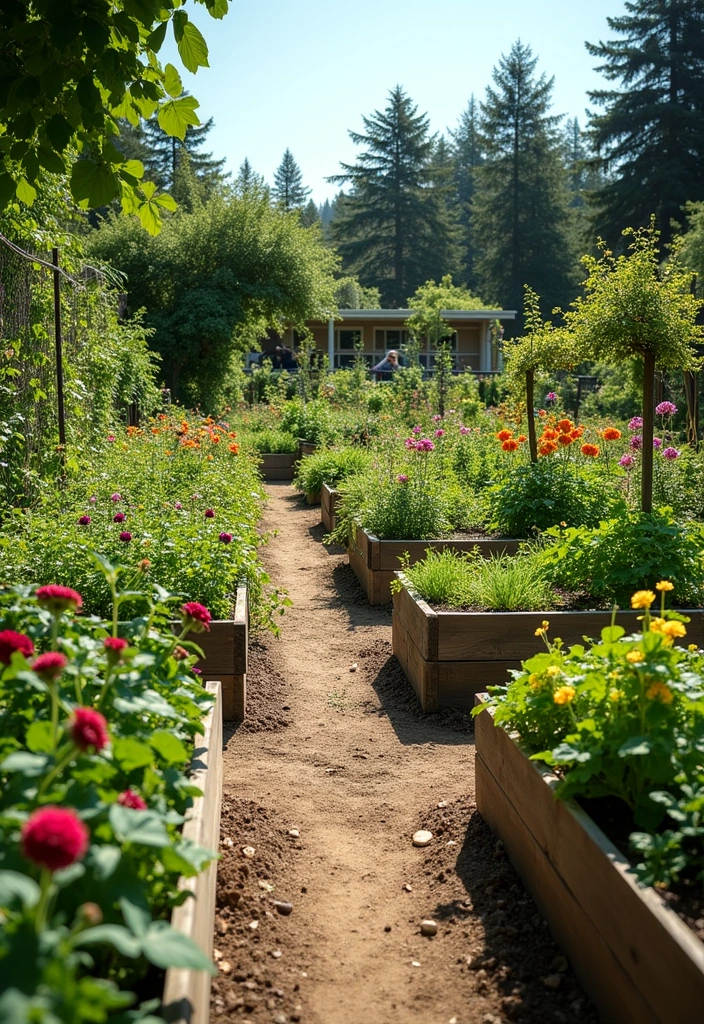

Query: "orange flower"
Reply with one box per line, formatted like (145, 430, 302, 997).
(557, 433, 573, 446)
(603, 427, 621, 441)
(210, 434, 220, 444)
(517, 434, 527, 443)
(570, 427, 584, 440)
(206, 454, 214, 461)
(228, 443, 240, 454)
(158, 413, 168, 420)
(541, 428, 559, 441)
(538, 441, 558, 456)
(496, 429, 513, 442)
(502, 439, 519, 452)
(581, 443, 600, 457)
(557, 418, 573, 432)
(151, 427, 160, 435)
(228, 431, 237, 439)
(538, 409, 547, 418)
(181, 438, 196, 448)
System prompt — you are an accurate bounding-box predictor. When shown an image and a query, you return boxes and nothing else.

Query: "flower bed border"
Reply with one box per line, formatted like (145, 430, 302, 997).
(321, 483, 341, 532)
(162, 679, 223, 1024)
(179, 585, 248, 720)
(474, 692, 704, 1024)
(392, 574, 704, 712)
(349, 526, 521, 605)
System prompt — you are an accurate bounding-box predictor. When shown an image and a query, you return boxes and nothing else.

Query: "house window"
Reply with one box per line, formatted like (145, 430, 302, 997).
(334, 328, 365, 368)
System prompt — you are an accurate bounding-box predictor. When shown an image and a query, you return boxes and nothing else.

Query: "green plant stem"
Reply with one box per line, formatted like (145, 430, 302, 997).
(35, 869, 54, 934)
(39, 744, 75, 797)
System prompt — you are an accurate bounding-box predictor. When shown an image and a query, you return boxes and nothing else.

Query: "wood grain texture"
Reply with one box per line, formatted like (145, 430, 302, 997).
(475, 696, 704, 1024)
(392, 577, 438, 660)
(392, 609, 437, 711)
(162, 681, 223, 1024)
(377, 537, 520, 571)
(259, 454, 297, 481)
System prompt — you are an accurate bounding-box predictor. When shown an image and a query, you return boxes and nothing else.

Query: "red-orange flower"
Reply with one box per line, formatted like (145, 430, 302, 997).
(603, 427, 621, 441)
(517, 434, 527, 443)
(228, 443, 239, 454)
(496, 429, 513, 442)
(502, 439, 519, 452)
(570, 427, 584, 440)
(538, 409, 547, 418)
(210, 434, 220, 444)
(538, 441, 558, 456)
(557, 433, 573, 446)
(557, 418, 573, 432)
(581, 443, 600, 458)
(541, 428, 559, 441)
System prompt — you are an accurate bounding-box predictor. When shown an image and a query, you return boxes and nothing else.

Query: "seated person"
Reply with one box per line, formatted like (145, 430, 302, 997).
(371, 349, 399, 380)
(276, 345, 299, 370)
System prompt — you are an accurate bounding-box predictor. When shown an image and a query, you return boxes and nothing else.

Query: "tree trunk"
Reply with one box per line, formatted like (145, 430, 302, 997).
(641, 350, 655, 514)
(526, 369, 537, 464)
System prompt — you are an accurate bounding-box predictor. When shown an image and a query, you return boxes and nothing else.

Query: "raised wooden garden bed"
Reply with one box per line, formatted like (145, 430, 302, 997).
(162, 679, 223, 1024)
(179, 585, 248, 721)
(259, 453, 297, 481)
(298, 440, 318, 459)
(392, 575, 704, 712)
(474, 693, 704, 1024)
(349, 525, 521, 605)
(321, 483, 341, 532)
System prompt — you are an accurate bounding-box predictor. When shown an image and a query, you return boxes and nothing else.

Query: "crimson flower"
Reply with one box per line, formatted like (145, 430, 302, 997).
(103, 637, 128, 663)
(117, 789, 147, 810)
(32, 651, 68, 680)
(181, 602, 211, 633)
(21, 806, 89, 871)
(70, 707, 109, 751)
(204, 509, 215, 519)
(78, 515, 91, 526)
(119, 531, 132, 543)
(0, 630, 35, 665)
(35, 585, 82, 614)
(110, 493, 122, 502)
(219, 532, 233, 544)
(113, 512, 126, 523)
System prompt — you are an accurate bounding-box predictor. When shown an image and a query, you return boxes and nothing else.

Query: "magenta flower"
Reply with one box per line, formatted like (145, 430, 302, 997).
(181, 602, 211, 633)
(119, 531, 132, 543)
(36, 585, 82, 614)
(70, 707, 109, 751)
(404, 438, 417, 449)
(104, 637, 128, 661)
(655, 401, 678, 417)
(415, 439, 435, 452)
(434, 429, 445, 438)
(22, 807, 89, 872)
(411, 425, 422, 435)
(629, 435, 643, 451)
(107, 435, 116, 443)
(32, 652, 68, 680)
(397, 474, 409, 484)
(663, 447, 680, 460)
(652, 437, 662, 449)
(619, 454, 635, 470)
(628, 417, 643, 432)
(89, 496, 97, 504)
(78, 515, 91, 526)
(546, 391, 557, 402)
(432, 414, 442, 422)
(204, 509, 215, 519)
(459, 426, 471, 435)
(192, 666, 202, 676)
(110, 493, 121, 502)
(0, 630, 35, 664)
(219, 532, 233, 543)
(117, 789, 147, 810)
(174, 502, 183, 510)
(113, 512, 126, 523)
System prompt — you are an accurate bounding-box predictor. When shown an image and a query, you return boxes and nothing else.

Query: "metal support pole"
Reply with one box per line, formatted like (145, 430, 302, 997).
(52, 247, 67, 469)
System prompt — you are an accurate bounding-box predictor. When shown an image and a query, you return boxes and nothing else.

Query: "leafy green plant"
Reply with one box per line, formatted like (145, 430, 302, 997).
(293, 448, 371, 496)
(245, 429, 299, 455)
(280, 398, 336, 446)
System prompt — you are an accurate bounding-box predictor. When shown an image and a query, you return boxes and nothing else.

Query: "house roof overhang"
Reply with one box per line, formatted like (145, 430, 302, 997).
(316, 308, 516, 322)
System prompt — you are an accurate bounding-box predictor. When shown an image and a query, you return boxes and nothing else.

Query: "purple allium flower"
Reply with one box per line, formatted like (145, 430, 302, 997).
(629, 435, 643, 451)
(653, 437, 662, 449)
(192, 667, 202, 676)
(78, 515, 91, 526)
(628, 417, 643, 432)
(434, 429, 445, 438)
(655, 401, 678, 417)
(174, 502, 183, 510)
(411, 425, 422, 435)
(219, 532, 233, 543)
(546, 391, 557, 402)
(404, 438, 417, 449)
(119, 531, 132, 543)
(663, 447, 680, 460)
(619, 454, 635, 469)
(110, 493, 121, 502)
(113, 512, 126, 523)
(415, 439, 435, 452)
(204, 509, 215, 519)
(397, 474, 409, 484)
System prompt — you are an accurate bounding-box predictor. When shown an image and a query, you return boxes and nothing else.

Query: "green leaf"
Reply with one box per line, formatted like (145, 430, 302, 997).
(176, 22, 210, 73)
(161, 839, 215, 878)
(618, 736, 652, 757)
(109, 805, 170, 847)
(0, 170, 17, 207)
(77, 924, 142, 958)
(141, 922, 217, 973)
(70, 159, 120, 207)
(25, 721, 53, 754)
(201, 0, 229, 17)
(45, 113, 75, 152)
(155, 192, 177, 211)
(119, 893, 151, 937)
(122, 159, 144, 180)
(90, 844, 121, 880)
(0, 870, 41, 910)
(147, 20, 168, 51)
(37, 146, 66, 174)
(1, 751, 49, 775)
(601, 625, 625, 643)
(15, 177, 37, 206)
(150, 730, 189, 765)
(137, 199, 163, 236)
(113, 736, 154, 772)
(163, 63, 183, 99)
(157, 96, 200, 141)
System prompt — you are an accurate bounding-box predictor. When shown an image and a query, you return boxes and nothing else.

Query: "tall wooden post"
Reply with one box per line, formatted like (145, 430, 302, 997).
(52, 247, 66, 470)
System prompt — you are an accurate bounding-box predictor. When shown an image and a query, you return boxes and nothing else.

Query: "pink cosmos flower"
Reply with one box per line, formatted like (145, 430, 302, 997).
(89, 496, 97, 504)
(0, 630, 35, 664)
(36, 585, 83, 614)
(655, 401, 678, 417)
(546, 392, 557, 402)
(70, 707, 109, 751)
(107, 435, 116, 443)
(628, 417, 643, 432)
(32, 651, 68, 680)
(21, 807, 89, 872)
(432, 414, 442, 422)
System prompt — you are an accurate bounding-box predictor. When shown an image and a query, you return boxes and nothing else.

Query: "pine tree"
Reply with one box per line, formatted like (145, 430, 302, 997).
(450, 96, 484, 289)
(300, 199, 320, 227)
(423, 136, 463, 283)
(119, 108, 228, 194)
(329, 86, 458, 307)
(234, 158, 267, 198)
(586, 0, 704, 246)
(472, 40, 577, 326)
(272, 149, 311, 210)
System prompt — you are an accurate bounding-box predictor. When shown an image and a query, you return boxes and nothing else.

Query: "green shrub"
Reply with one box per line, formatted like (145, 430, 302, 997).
(245, 429, 299, 455)
(293, 447, 371, 496)
(280, 398, 336, 446)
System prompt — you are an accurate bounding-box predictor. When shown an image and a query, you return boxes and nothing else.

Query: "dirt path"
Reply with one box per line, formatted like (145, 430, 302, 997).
(211, 485, 597, 1024)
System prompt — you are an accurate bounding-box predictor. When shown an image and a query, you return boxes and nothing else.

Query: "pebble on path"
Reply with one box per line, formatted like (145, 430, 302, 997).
(412, 829, 433, 847)
(420, 919, 438, 936)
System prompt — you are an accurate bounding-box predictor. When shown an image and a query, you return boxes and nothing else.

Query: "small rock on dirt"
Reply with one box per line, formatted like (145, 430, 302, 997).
(420, 919, 438, 936)
(273, 900, 293, 916)
(412, 829, 433, 847)
(242, 846, 256, 858)
(288, 828, 300, 838)
(543, 973, 563, 989)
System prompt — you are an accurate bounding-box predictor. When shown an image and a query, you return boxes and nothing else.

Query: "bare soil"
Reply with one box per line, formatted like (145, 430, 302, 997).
(211, 484, 599, 1024)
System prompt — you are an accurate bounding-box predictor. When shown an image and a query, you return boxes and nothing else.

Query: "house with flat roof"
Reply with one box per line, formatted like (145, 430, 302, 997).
(255, 307, 517, 372)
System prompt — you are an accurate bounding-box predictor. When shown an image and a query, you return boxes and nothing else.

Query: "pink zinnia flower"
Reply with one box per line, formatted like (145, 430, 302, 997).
(119, 531, 132, 543)
(628, 417, 643, 432)
(36, 585, 83, 614)
(32, 651, 68, 680)
(219, 532, 233, 543)
(110, 493, 122, 502)
(619, 454, 635, 469)
(411, 425, 422, 435)
(546, 392, 557, 402)
(397, 474, 409, 484)
(629, 435, 643, 451)
(0, 630, 35, 664)
(107, 435, 116, 443)
(204, 509, 215, 519)
(432, 414, 442, 422)
(113, 512, 126, 523)
(21, 806, 89, 872)
(655, 401, 678, 417)
(78, 515, 91, 526)
(434, 429, 445, 438)
(192, 666, 202, 676)
(89, 496, 97, 504)
(181, 602, 212, 633)
(117, 789, 147, 811)
(404, 438, 417, 449)
(70, 707, 109, 751)
(459, 426, 471, 435)
(663, 447, 680, 460)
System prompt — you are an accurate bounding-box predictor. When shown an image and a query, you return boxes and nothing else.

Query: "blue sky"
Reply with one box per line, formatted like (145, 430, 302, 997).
(165, 0, 626, 203)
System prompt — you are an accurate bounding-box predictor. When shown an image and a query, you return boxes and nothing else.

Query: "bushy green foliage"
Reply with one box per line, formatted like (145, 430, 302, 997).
(280, 399, 336, 446)
(544, 510, 704, 607)
(331, 473, 449, 543)
(244, 429, 299, 455)
(293, 448, 371, 496)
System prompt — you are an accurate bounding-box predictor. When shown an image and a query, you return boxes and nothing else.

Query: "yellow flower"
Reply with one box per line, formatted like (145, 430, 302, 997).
(609, 689, 623, 702)
(660, 621, 686, 639)
(656, 580, 674, 592)
(646, 681, 674, 704)
(528, 673, 541, 690)
(542, 620, 549, 630)
(689, 644, 699, 652)
(626, 649, 644, 664)
(553, 685, 576, 706)
(631, 590, 656, 610)
(546, 665, 562, 677)
(534, 627, 545, 637)
(534, 619, 550, 637)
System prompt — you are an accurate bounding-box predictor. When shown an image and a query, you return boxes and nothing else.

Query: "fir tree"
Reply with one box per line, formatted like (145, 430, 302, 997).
(234, 158, 267, 198)
(119, 108, 228, 194)
(472, 40, 577, 327)
(300, 199, 321, 227)
(586, 0, 704, 246)
(329, 86, 457, 307)
(450, 96, 484, 289)
(272, 149, 311, 210)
